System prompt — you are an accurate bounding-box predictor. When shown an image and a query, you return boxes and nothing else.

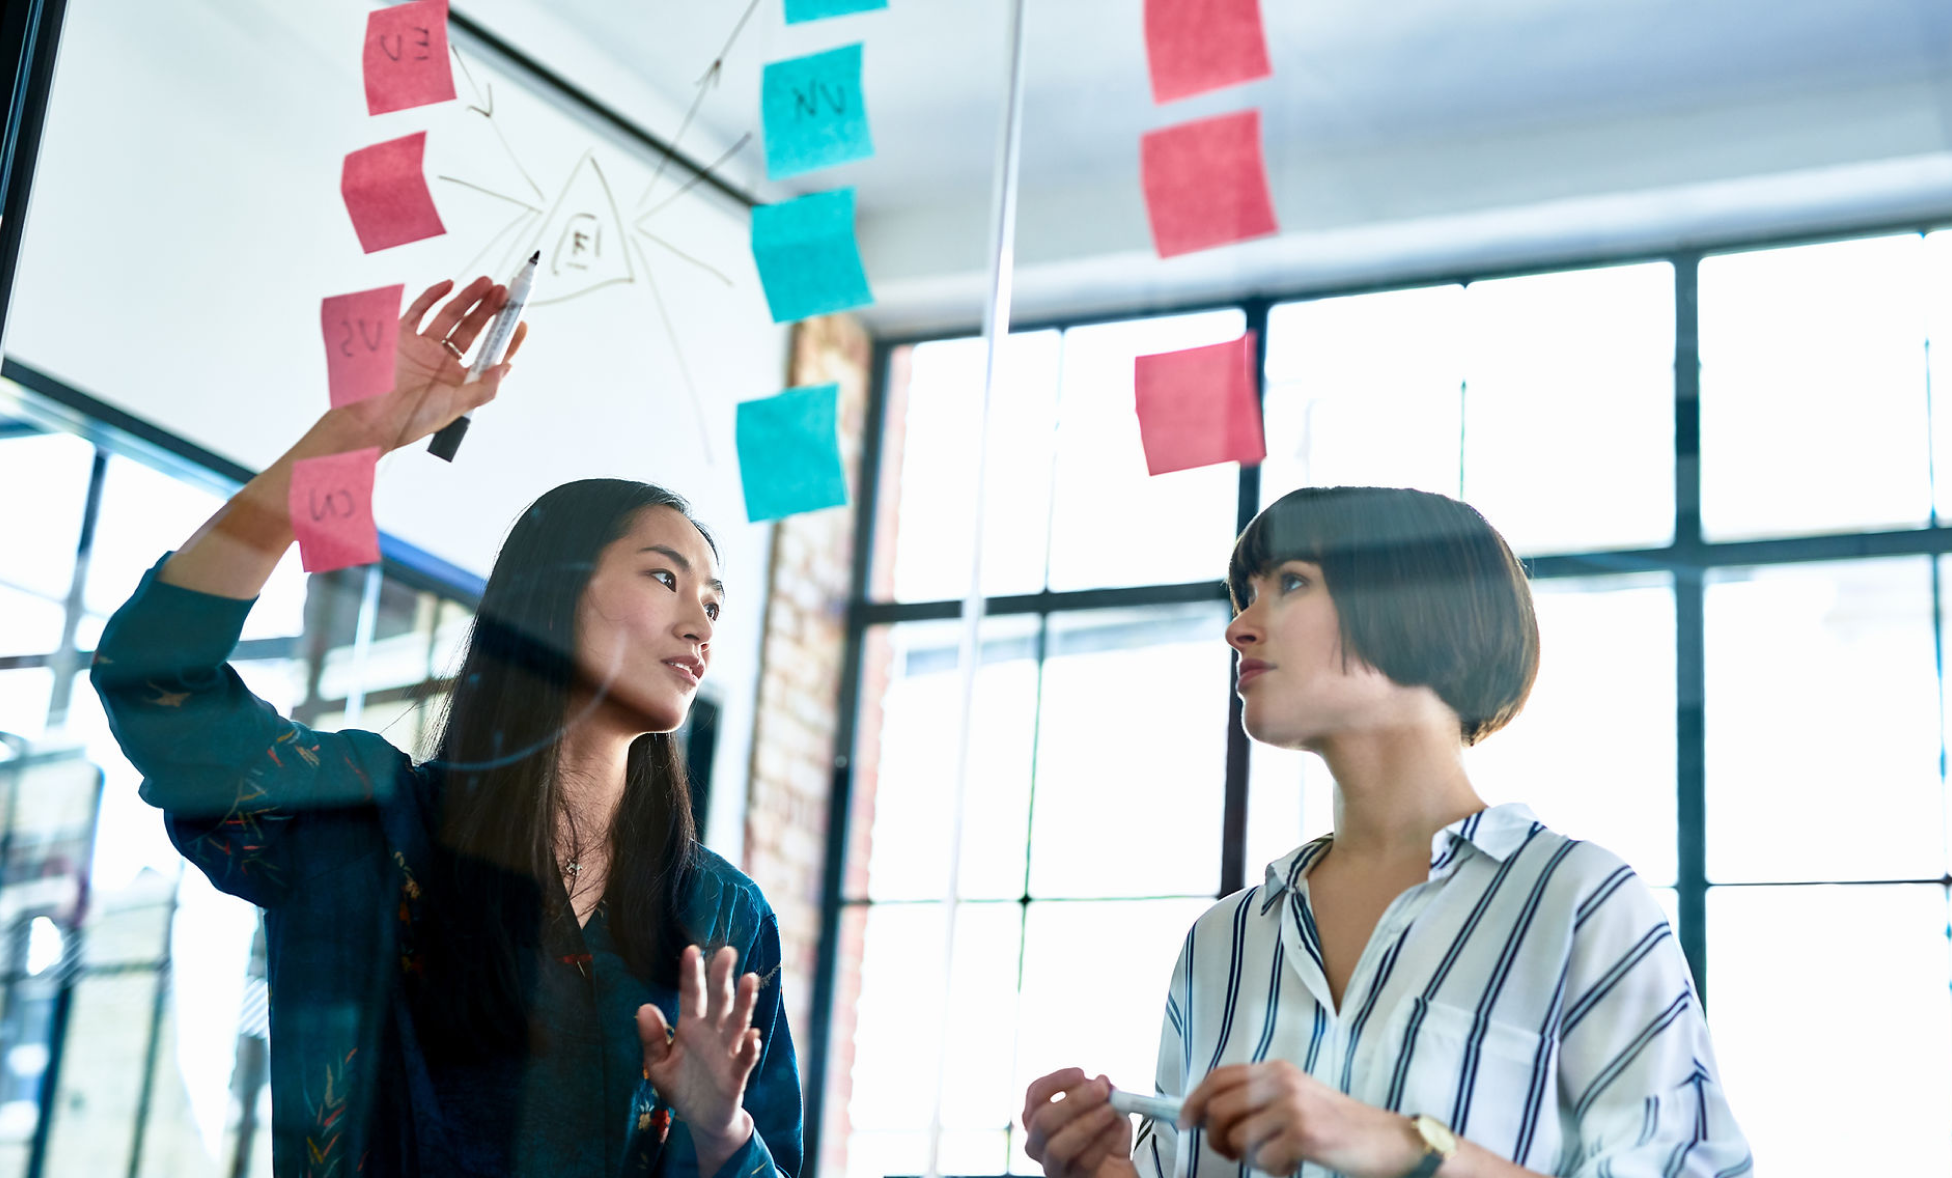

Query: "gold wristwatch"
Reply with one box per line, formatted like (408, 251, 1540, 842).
(1401, 1114, 1457, 1178)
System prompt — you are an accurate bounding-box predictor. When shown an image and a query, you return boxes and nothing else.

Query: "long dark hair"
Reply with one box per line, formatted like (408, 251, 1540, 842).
(410, 479, 711, 1053)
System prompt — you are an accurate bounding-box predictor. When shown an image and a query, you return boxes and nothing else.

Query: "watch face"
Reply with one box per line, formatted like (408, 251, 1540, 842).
(1414, 1115, 1459, 1154)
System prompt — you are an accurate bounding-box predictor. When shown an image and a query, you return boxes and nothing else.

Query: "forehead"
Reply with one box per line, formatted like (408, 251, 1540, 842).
(612, 506, 720, 583)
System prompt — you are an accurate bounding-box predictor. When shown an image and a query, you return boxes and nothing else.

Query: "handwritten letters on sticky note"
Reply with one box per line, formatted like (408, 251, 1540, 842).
(1140, 110, 1278, 259)
(364, 0, 456, 115)
(750, 188, 874, 323)
(763, 43, 874, 180)
(289, 449, 382, 573)
(341, 132, 446, 254)
(1134, 334, 1266, 476)
(735, 385, 849, 522)
(320, 285, 403, 408)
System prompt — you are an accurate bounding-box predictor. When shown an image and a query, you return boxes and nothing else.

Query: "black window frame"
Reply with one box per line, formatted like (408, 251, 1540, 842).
(805, 220, 1952, 1174)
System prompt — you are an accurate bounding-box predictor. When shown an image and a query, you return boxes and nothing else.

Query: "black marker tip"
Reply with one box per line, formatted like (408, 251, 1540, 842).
(528, 250, 540, 263)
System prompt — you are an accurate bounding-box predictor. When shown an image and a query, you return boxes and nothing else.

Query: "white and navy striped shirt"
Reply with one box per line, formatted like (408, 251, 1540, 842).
(1133, 804, 1750, 1178)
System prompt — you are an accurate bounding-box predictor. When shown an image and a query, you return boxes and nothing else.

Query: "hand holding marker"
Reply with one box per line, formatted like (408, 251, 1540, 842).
(1109, 1089, 1183, 1124)
(427, 250, 539, 461)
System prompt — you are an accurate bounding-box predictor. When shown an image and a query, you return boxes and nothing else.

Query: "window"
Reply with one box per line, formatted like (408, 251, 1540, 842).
(0, 379, 481, 1178)
(819, 231, 1952, 1178)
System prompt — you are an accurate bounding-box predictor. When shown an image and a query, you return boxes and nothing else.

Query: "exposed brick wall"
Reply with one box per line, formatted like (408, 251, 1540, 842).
(740, 314, 873, 1160)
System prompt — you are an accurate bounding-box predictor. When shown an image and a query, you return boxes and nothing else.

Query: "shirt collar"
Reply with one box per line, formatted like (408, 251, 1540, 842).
(1256, 802, 1541, 915)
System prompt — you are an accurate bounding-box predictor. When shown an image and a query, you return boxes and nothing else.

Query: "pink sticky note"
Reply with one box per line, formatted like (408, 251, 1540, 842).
(1145, 0, 1272, 104)
(363, 0, 456, 115)
(1134, 333, 1266, 476)
(320, 285, 404, 408)
(289, 448, 382, 573)
(341, 133, 446, 254)
(1140, 109, 1278, 259)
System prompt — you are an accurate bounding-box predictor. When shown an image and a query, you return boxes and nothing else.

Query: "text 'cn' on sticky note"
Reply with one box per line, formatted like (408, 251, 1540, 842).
(735, 384, 850, 522)
(763, 43, 875, 180)
(289, 448, 382, 573)
(320, 285, 404, 409)
(750, 188, 874, 323)
(342, 132, 447, 254)
(1133, 332, 1266, 476)
(364, 0, 456, 115)
(1144, 0, 1272, 104)
(1139, 109, 1277, 259)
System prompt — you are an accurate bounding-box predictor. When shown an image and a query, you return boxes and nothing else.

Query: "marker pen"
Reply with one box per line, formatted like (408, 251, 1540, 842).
(428, 250, 539, 462)
(1108, 1090, 1184, 1124)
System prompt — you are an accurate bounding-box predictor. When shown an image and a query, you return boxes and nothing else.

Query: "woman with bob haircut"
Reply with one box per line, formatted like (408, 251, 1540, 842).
(1024, 487, 1748, 1178)
(90, 277, 800, 1178)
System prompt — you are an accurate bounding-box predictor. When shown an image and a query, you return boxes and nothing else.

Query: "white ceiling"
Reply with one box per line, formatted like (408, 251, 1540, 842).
(460, 0, 1952, 329)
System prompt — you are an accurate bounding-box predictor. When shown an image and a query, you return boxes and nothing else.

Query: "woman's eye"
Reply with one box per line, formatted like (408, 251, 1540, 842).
(706, 603, 721, 621)
(1281, 573, 1308, 593)
(648, 570, 677, 590)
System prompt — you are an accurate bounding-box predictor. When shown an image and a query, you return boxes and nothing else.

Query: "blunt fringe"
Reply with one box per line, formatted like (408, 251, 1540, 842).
(1227, 486, 1539, 745)
(410, 479, 712, 1055)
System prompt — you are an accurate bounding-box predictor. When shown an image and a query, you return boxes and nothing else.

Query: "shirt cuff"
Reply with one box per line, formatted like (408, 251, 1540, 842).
(93, 553, 258, 679)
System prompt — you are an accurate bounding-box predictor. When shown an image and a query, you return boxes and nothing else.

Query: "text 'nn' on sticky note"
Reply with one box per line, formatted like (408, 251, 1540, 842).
(763, 43, 874, 180)
(342, 132, 447, 254)
(364, 0, 456, 115)
(1144, 0, 1272, 104)
(321, 285, 403, 409)
(1134, 333, 1265, 476)
(736, 384, 850, 522)
(750, 188, 874, 323)
(1140, 109, 1277, 259)
(289, 448, 382, 573)
(784, 0, 887, 24)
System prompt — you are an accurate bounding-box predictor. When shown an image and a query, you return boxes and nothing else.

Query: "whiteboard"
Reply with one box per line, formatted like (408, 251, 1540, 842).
(4, 0, 792, 852)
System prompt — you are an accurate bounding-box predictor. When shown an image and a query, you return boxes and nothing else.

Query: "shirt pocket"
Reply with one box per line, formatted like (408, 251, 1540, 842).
(1378, 996, 1555, 1164)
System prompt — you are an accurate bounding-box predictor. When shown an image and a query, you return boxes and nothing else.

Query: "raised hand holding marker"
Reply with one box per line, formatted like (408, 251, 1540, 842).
(428, 250, 539, 462)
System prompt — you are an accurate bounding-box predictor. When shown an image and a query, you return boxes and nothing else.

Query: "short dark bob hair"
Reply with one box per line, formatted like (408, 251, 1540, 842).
(1227, 486, 1539, 745)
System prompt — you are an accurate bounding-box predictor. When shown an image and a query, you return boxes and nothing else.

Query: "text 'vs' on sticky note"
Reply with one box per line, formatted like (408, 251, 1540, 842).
(1140, 109, 1278, 259)
(763, 43, 874, 180)
(364, 0, 456, 115)
(750, 188, 874, 323)
(1144, 0, 1272, 104)
(1133, 333, 1265, 476)
(320, 285, 404, 408)
(784, 0, 887, 24)
(342, 132, 447, 254)
(289, 448, 383, 573)
(735, 384, 850, 522)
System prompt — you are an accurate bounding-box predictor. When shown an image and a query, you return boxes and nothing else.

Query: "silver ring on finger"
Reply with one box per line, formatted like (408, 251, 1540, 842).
(440, 336, 464, 360)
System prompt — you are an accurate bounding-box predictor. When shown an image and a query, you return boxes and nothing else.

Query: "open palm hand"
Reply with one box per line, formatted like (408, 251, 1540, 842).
(636, 946, 763, 1153)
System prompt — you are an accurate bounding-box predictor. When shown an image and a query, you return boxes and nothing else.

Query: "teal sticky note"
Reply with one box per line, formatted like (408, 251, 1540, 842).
(784, 0, 886, 23)
(750, 188, 874, 323)
(763, 44, 874, 180)
(736, 384, 849, 522)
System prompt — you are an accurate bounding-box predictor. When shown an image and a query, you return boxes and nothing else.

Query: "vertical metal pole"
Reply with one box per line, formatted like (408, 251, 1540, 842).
(45, 448, 106, 729)
(925, 3, 1030, 1175)
(0, 0, 70, 350)
(1219, 300, 1270, 897)
(1672, 255, 1709, 1006)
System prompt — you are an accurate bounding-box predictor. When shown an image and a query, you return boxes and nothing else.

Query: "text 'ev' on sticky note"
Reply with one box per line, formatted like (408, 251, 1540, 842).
(735, 384, 850, 522)
(784, 0, 887, 24)
(1144, 0, 1272, 104)
(750, 188, 874, 323)
(364, 0, 456, 115)
(342, 132, 447, 254)
(1134, 333, 1266, 476)
(1139, 109, 1278, 259)
(289, 448, 382, 573)
(320, 285, 403, 409)
(763, 43, 874, 180)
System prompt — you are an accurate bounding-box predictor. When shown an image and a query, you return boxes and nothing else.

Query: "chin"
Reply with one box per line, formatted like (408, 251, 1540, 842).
(596, 682, 692, 735)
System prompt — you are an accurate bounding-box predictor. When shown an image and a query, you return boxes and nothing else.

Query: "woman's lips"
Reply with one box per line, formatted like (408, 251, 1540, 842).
(1236, 660, 1272, 690)
(663, 659, 700, 687)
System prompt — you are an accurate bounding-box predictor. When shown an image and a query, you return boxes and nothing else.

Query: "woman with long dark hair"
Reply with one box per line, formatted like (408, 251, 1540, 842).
(1021, 487, 1748, 1178)
(91, 277, 801, 1178)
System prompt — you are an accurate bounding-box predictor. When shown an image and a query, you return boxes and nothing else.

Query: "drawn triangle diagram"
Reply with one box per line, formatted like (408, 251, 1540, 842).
(513, 150, 636, 304)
